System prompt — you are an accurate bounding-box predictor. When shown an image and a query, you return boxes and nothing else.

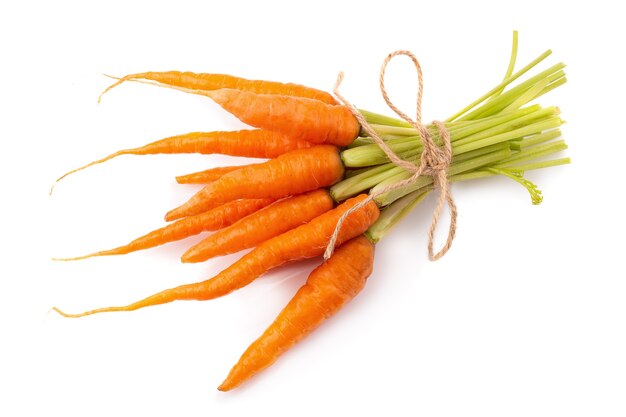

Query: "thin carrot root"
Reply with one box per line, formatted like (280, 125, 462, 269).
(51, 289, 175, 317)
(50, 130, 311, 194)
(97, 71, 338, 104)
(51, 199, 274, 261)
(50, 149, 129, 195)
(52, 195, 379, 319)
(218, 235, 375, 391)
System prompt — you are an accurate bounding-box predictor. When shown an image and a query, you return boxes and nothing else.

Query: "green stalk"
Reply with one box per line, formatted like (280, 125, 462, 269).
(452, 116, 564, 155)
(460, 64, 565, 120)
(450, 105, 541, 140)
(496, 141, 568, 169)
(332, 143, 512, 201)
(452, 106, 559, 148)
(445, 49, 553, 122)
(360, 109, 413, 128)
(446, 157, 571, 183)
(510, 129, 561, 150)
(342, 105, 556, 168)
(365, 189, 432, 243)
(372, 148, 512, 206)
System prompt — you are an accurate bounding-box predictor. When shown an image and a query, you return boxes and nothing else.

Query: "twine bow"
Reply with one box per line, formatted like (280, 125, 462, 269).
(324, 50, 458, 261)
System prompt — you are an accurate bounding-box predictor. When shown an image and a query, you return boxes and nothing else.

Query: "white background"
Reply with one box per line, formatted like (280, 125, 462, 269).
(2, 1, 625, 416)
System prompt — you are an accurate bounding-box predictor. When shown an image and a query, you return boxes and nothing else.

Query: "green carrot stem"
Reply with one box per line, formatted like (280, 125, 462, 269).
(365, 189, 432, 243)
(360, 109, 413, 127)
(501, 78, 550, 112)
(452, 106, 559, 148)
(490, 30, 519, 98)
(450, 105, 542, 140)
(342, 105, 557, 168)
(460, 64, 565, 120)
(453, 116, 564, 155)
(445, 49, 553, 122)
(495, 140, 568, 167)
(332, 143, 512, 201)
(510, 129, 561, 150)
(372, 148, 512, 206)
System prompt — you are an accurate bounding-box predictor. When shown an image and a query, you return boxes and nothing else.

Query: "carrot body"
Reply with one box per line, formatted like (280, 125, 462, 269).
(218, 235, 374, 391)
(52, 195, 379, 318)
(165, 145, 344, 221)
(176, 164, 259, 185)
(100, 72, 338, 105)
(205, 89, 359, 146)
(53, 130, 311, 188)
(54, 199, 274, 261)
(182, 190, 334, 263)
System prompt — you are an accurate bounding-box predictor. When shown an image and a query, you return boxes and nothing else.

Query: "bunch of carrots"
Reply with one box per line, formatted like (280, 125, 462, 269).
(52, 32, 569, 391)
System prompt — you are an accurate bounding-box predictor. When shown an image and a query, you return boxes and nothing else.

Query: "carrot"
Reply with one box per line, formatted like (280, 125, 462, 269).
(53, 199, 273, 261)
(165, 145, 344, 221)
(182, 190, 334, 263)
(99, 71, 338, 105)
(176, 164, 259, 185)
(52, 130, 311, 190)
(218, 235, 374, 391)
(52, 194, 379, 318)
(202, 89, 359, 146)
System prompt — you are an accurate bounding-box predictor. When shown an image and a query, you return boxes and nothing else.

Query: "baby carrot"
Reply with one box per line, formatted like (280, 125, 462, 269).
(165, 145, 344, 221)
(176, 165, 258, 185)
(53, 199, 274, 261)
(218, 235, 375, 391)
(53, 130, 311, 189)
(182, 190, 334, 263)
(52, 194, 379, 318)
(204, 89, 359, 146)
(99, 71, 338, 105)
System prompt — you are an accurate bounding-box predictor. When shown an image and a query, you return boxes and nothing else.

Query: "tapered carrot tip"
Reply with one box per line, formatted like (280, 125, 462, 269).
(98, 74, 130, 103)
(51, 249, 121, 262)
(51, 307, 89, 319)
(50, 150, 128, 195)
(217, 381, 234, 392)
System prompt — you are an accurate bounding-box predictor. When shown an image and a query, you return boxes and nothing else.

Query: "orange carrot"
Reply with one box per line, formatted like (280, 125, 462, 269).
(182, 190, 334, 263)
(53, 130, 311, 189)
(99, 71, 338, 105)
(176, 164, 259, 185)
(52, 194, 379, 318)
(203, 89, 359, 146)
(218, 235, 374, 391)
(53, 199, 273, 261)
(165, 145, 344, 221)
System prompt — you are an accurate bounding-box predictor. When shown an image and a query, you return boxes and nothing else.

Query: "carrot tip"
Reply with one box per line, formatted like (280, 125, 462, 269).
(164, 210, 180, 222)
(51, 307, 74, 318)
(217, 382, 232, 392)
(51, 255, 92, 262)
(98, 74, 124, 103)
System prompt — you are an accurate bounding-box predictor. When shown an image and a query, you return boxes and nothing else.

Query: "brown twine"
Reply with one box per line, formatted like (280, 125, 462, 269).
(324, 50, 458, 261)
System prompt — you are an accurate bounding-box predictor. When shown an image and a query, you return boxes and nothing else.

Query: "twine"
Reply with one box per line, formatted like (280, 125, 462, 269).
(324, 50, 458, 261)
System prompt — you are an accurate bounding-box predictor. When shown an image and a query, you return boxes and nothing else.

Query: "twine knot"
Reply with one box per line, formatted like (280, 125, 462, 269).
(324, 50, 458, 262)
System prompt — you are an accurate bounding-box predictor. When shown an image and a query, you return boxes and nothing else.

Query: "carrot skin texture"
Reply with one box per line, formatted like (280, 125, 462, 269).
(176, 165, 258, 185)
(218, 235, 375, 391)
(182, 190, 334, 263)
(52, 195, 379, 318)
(101, 71, 338, 105)
(165, 145, 344, 221)
(52, 130, 311, 190)
(206, 89, 359, 146)
(54, 199, 274, 261)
